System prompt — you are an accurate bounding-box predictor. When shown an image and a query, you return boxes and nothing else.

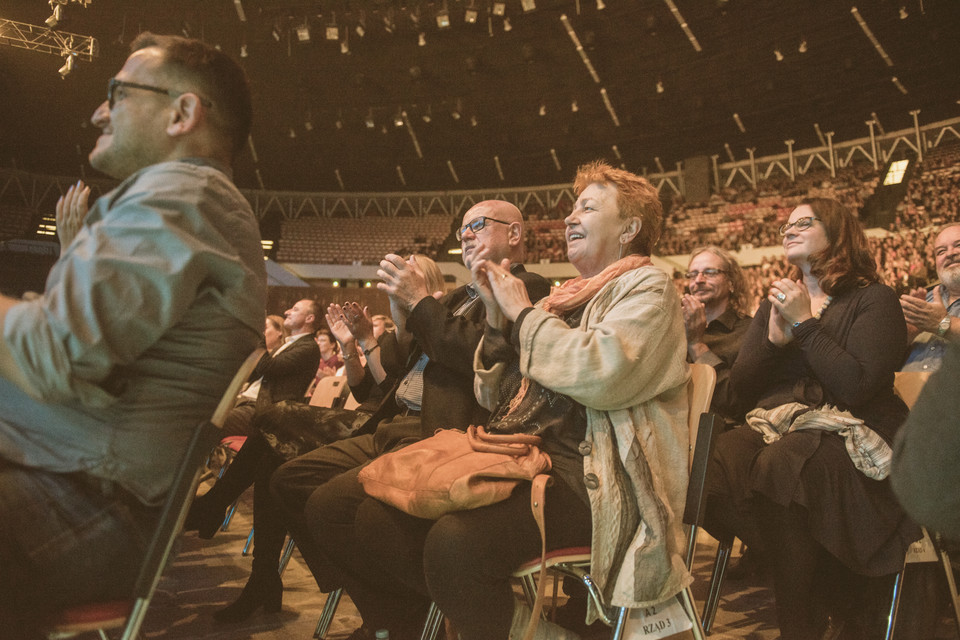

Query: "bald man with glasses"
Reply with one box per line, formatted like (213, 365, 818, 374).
(0, 33, 264, 638)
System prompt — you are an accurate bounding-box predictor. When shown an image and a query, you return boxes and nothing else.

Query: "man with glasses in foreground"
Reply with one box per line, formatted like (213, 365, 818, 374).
(0, 33, 265, 638)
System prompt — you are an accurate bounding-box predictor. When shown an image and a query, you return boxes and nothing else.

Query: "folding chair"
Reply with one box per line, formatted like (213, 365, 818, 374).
(46, 348, 266, 640)
(309, 375, 351, 408)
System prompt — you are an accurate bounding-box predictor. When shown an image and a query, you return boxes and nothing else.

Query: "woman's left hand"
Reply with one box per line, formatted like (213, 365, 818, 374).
(768, 278, 813, 326)
(481, 259, 533, 322)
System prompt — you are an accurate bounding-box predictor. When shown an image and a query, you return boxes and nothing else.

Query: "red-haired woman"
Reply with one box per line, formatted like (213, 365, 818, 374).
(706, 198, 920, 639)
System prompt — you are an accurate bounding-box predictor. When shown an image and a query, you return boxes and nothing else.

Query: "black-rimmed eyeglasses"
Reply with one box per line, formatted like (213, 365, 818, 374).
(779, 216, 820, 236)
(685, 268, 727, 280)
(456, 216, 512, 241)
(107, 78, 213, 110)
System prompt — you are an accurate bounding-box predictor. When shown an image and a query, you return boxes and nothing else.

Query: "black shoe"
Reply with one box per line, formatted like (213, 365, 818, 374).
(213, 570, 282, 623)
(184, 492, 227, 539)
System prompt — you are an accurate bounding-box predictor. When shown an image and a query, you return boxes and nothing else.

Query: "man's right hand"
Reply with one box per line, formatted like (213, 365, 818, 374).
(376, 254, 432, 313)
(55, 180, 90, 249)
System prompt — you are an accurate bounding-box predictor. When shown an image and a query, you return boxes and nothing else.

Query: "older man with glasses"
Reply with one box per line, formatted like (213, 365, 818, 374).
(0, 33, 264, 638)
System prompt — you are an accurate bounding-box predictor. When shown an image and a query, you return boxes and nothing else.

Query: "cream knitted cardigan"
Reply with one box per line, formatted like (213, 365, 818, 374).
(474, 264, 692, 611)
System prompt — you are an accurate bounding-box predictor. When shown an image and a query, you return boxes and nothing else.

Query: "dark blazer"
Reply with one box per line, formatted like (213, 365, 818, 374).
(353, 265, 550, 437)
(252, 333, 321, 410)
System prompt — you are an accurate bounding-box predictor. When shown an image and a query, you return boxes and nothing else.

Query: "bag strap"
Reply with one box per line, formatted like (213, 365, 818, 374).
(467, 425, 540, 456)
(522, 473, 552, 640)
(474, 425, 542, 446)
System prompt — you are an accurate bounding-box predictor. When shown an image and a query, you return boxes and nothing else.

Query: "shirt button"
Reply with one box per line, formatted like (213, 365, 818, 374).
(578, 440, 593, 456)
(584, 473, 600, 490)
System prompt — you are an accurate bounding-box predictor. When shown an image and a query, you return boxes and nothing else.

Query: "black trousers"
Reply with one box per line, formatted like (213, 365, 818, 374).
(268, 415, 423, 592)
(306, 472, 592, 640)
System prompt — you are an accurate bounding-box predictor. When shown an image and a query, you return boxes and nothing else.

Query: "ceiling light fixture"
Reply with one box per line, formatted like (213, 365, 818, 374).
(899, 6, 908, 19)
(571, 100, 579, 112)
(656, 80, 664, 93)
(46, 2, 65, 29)
(58, 52, 74, 78)
(365, 110, 375, 129)
(418, 32, 426, 46)
(774, 48, 784, 61)
(325, 19, 339, 40)
(465, 4, 479, 23)
(538, 103, 546, 116)
(493, 1, 506, 15)
(503, 18, 513, 31)
(521, 0, 536, 12)
(296, 23, 311, 42)
(596, 0, 606, 9)
(436, 1, 451, 29)
(798, 39, 808, 53)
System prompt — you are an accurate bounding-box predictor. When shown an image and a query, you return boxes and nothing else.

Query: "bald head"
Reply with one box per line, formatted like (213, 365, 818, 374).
(459, 200, 525, 269)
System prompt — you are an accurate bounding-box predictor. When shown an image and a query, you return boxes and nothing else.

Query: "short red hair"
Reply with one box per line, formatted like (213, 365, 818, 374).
(573, 160, 663, 256)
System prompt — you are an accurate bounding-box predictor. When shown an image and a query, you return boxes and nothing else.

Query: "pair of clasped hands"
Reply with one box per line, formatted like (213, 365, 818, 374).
(766, 278, 818, 347)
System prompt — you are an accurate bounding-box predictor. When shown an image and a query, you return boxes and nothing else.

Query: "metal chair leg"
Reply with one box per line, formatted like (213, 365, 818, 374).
(220, 497, 241, 531)
(934, 538, 960, 637)
(702, 538, 732, 635)
(313, 588, 343, 639)
(884, 570, 903, 640)
(609, 606, 629, 640)
(242, 527, 254, 556)
(278, 537, 296, 575)
(419, 601, 445, 640)
(680, 587, 705, 640)
(518, 574, 538, 609)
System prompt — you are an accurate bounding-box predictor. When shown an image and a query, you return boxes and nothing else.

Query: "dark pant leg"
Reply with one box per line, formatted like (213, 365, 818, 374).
(422, 478, 593, 640)
(204, 431, 274, 508)
(269, 432, 380, 590)
(250, 451, 287, 572)
(0, 463, 158, 639)
(703, 426, 769, 557)
(307, 469, 434, 635)
(756, 497, 824, 640)
(221, 401, 257, 438)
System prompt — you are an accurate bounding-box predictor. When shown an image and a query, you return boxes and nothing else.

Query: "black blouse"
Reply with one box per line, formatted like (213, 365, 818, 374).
(729, 282, 908, 442)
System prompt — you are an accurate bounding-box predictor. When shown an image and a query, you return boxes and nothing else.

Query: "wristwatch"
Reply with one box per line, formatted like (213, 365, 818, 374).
(937, 315, 951, 338)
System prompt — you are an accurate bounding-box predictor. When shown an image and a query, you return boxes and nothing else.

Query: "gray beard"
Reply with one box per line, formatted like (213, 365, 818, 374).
(941, 263, 960, 292)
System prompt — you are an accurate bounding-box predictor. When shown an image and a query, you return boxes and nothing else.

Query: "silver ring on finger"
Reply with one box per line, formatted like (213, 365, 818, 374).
(776, 293, 786, 302)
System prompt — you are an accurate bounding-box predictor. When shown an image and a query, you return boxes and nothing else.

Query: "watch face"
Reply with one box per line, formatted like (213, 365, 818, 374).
(939, 316, 951, 335)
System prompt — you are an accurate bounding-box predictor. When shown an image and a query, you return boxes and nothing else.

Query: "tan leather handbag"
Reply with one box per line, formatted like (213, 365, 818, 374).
(358, 425, 551, 519)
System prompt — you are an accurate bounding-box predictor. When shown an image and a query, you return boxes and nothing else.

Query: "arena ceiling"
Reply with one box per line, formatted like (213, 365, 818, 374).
(2, 0, 959, 193)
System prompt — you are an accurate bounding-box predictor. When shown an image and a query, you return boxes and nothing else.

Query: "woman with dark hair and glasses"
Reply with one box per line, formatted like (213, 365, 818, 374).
(704, 198, 920, 639)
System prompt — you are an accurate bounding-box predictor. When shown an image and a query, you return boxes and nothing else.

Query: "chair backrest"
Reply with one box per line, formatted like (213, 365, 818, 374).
(309, 375, 351, 408)
(123, 348, 266, 634)
(687, 363, 717, 472)
(683, 364, 723, 531)
(894, 371, 932, 410)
